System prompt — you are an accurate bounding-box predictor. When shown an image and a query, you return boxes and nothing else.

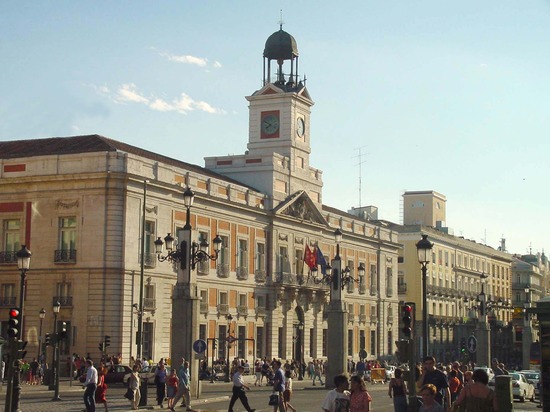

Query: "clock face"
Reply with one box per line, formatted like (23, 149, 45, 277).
(261, 114, 279, 135)
(296, 117, 305, 137)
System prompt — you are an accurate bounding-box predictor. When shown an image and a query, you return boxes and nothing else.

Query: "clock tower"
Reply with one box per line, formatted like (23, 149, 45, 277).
(205, 26, 323, 210)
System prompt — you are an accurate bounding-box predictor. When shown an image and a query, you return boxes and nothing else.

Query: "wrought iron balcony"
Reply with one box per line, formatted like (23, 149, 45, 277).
(254, 270, 266, 283)
(348, 314, 355, 323)
(218, 303, 229, 315)
(54, 249, 77, 263)
(200, 302, 209, 314)
(217, 263, 230, 278)
(359, 314, 367, 323)
(370, 287, 377, 296)
(398, 283, 407, 294)
(370, 314, 378, 323)
(255, 306, 266, 317)
(0, 251, 17, 264)
(52, 296, 73, 307)
(237, 305, 248, 316)
(197, 260, 210, 275)
(143, 298, 156, 311)
(359, 283, 366, 294)
(0, 296, 16, 307)
(236, 267, 249, 280)
(139, 253, 157, 268)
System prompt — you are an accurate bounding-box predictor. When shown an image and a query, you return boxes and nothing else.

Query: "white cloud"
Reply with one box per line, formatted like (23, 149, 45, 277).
(116, 84, 149, 104)
(92, 83, 225, 115)
(156, 49, 221, 69)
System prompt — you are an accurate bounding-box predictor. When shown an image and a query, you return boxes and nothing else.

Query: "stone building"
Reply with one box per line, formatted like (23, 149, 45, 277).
(0, 27, 400, 368)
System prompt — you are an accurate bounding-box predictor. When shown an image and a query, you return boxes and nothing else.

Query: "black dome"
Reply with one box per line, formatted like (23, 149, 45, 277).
(263, 29, 299, 60)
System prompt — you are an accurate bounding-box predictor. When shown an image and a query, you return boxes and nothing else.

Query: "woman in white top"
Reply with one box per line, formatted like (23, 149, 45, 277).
(283, 370, 297, 412)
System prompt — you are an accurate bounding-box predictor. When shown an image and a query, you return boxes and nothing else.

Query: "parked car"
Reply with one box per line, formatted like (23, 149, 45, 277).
(123, 365, 171, 386)
(488, 372, 535, 402)
(79, 364, 133, 385)
(519, 370, 540, 397)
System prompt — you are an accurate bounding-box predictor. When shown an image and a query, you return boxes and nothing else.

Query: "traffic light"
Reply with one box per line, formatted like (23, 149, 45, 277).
(460, 337, 467, 353)
(395, 340, 410, 363)
(45, 333, 51, 346)
(212, 339, 217, 350)
(104, 335, 110, 348)
(8, 307, 20, 338)
(16, 340, 28, 360)
(98, 342, 105, 352)
(60, 321, 68, 339)
(401, 303, 414, 339)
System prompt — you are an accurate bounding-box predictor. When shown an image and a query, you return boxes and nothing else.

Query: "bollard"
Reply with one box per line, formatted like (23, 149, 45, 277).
(139, 378, 148, 406)
(495, 375, 513, 412)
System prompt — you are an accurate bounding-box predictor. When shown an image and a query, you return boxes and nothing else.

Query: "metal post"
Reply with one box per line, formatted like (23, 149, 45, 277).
(421, 262, 428, 358)
(52, 332, 61, 401)
(49, 312, 58, 392)
(18, 270, 27, 341)
(137, 180, 147, 360)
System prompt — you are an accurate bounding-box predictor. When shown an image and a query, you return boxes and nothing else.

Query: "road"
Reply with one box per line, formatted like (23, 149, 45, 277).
(0, 376, 542, 412)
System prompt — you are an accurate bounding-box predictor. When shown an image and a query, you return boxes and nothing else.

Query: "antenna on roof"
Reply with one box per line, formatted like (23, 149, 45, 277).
(353, 146, 368, 208)
(279, 9, 284, 29)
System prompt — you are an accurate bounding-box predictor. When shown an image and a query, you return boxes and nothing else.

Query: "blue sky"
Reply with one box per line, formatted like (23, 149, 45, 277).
(1, 1, 549, 255)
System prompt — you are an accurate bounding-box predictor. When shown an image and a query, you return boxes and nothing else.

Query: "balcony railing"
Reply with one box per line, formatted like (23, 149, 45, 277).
(217, 263, 230, 278)
(255, 270, 266, 283)
(200, 302, 209, 314)
(359, 283, 366, 294)
(0, 251, 17, 264)
(255, 306, 266, 317)
(348, 314, 355, 323)
(237, 305, 248, 316)
(143, 298, 156, 311)
(139, 253, 157, 268)
(52, 296, 73, 307)
(0, 296, 16, 307)
(387, 287, 393, 297)
(54, 249, 77, 263)
(370, 314, 378, 323)
(218, 303, 229, 315)
(398, 283, 407, 294)
(370, 287, 377, 296)
(236, 267, 249, 280)
(197, 260, 210, 275)
(347, 282, 355, 294)
(359, 314, 367, 323)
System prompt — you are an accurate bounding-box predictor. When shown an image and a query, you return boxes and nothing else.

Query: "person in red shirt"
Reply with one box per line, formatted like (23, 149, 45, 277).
(447, 370, 462, 403)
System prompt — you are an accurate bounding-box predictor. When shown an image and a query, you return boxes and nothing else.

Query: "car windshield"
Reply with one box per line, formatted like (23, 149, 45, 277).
(522, 373, 539, 380)
(510, 373, 521, 381)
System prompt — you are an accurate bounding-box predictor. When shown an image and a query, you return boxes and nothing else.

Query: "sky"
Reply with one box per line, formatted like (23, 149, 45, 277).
(1, 1, 549, 256)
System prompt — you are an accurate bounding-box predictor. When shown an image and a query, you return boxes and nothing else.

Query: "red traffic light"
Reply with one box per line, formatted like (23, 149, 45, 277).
(9, 308, 20, 318)
(403, 305, 412, 313)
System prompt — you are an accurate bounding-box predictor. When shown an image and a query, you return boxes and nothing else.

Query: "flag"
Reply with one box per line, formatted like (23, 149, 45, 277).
(304, 245, 316, 270)
(316, 247, 328, 275)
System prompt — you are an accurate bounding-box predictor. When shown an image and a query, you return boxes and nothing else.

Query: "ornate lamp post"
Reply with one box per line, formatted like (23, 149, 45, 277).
(225, 314, 233, 383)
(16, 245, 32, 339)
(416, 235, 433, 358)
(523, 287, 532, 370)
(38, 308, 46, 359)
(50, 300, 62, 401)
(297, 321, 304, 381)
(476, 273, 491, 366)
(155, 187, 222, 397)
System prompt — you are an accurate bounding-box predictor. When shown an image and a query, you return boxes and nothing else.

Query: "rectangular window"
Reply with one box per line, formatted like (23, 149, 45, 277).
(277, 246, 290, 274)
(278, 327, 284, 358)
(55, 282, 72, 307)
(360, 330, 366, 351)
(219, 291, 228, 305)
(310, 328, 315, 357)
(217, 235, 230, 277)
(370, 330, 376, 357)
(255, 243, 265, 273)
(238, 325, 246, 358)
(199, 324, 207, 341)
(1, 219, 20, 263)
(295, 248, 304, 275)
(348, 329, 353, 356)
(144, 284, 155, 311)
(256, 326, 264, 358)
(56, 216, 77, 262)
(0, 283, 16, 306)
(238, 239, 248, 269)
(369, 264, 377, 295)
(142, 322, 153, 360)
(238, 293, 247, 307)
(322, 329, 328, 357)
(218, 325, 227, 359)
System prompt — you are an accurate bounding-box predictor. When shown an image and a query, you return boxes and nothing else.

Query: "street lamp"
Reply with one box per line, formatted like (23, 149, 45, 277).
(297, 321, 304, 381)
(51, 300, 62, 401)
(416, 234, 433, 358)
(475, 273, 491, 366)
(38, 308, 46, 359)
(16, 245, 32, 339)
(154, 187, 223, 397)
(523, 287, 532, 370)
(225, 314, 233, 383)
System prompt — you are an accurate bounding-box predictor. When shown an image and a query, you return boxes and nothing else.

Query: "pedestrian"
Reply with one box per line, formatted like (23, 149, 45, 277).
(419, 384, 444, 412)
(321, 373, 351, 412)
(272, 360, 286, 412)
(313, 359, 324, 386)
(491, 359, 506, 376)
(82, 359, 98, 412)
(447, 370, 462, 403)
(172, 359, 192, 411)
(128, 364, 141, 410)
(463, 370, 474, 386)
(283, 370, 297, 412)
(254, 360, 262, 386)
(154, 362, 168, 408)
(388, 368, 408, 412)
(227, 364, 256, 412)
(350, 375, 372, 412)
(421, 356, 451, 409)
(95, 367, 109, 412)
(452, 369, 496, 412)
(166, 368, 179, 411)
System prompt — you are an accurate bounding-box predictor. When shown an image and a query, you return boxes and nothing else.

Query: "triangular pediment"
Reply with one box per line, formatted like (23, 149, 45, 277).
(274, 191, 327, 225)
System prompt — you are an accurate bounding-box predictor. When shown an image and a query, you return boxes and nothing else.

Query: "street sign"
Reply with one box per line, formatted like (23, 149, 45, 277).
(467, 335, 477, 353)
(359, 349, 368, 359)
(193, 339, 207, 354)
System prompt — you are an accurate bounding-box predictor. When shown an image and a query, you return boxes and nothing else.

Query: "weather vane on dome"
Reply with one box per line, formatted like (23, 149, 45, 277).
(279, 9, 284, 30)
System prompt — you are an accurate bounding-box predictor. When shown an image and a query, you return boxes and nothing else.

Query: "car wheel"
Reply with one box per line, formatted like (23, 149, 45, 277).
(520, 392, 525, 403)
(530, 391, 536, 402)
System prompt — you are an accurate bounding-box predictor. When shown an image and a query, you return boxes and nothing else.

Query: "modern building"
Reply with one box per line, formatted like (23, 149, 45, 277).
(393, 191, 514, 364)
(0, 27, 401, 372)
